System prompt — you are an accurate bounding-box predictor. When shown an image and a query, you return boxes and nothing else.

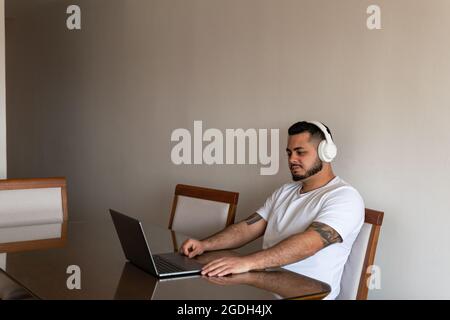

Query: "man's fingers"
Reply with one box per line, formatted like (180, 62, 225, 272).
(217, 268, 233, 277)
(203, 264, 225, 276)
(182, 244, 188, 256)
(180, 241, 204, 258)
(182, 241, 194, 256)
(188, 248, 200, 258)
(202, 257, 247, 277)
(202, 261, 221, 272)
(207, 265, 230, 277)
(203, 258, 224, 270)
(202, 260, 228, 276)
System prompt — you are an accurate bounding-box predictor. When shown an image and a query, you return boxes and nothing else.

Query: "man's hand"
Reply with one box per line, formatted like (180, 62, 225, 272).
(201, 256, 253, 277)
(180, 239, 206, 258)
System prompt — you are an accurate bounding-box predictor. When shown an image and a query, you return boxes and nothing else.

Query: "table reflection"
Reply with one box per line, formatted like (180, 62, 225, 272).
(2, 219, 330, 300)
(113, 250, 330, 300)
(0, 221, 66, 253)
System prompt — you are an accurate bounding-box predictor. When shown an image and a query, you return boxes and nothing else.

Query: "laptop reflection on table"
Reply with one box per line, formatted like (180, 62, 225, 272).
(114, 262, 201, 300)
(114, 262, 158, 299)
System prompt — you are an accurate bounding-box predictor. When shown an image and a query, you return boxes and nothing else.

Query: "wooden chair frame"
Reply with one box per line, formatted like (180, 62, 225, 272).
(356, 208, 384, 300)
(168, 184, 239, 231)
(0, 177, 68, 253)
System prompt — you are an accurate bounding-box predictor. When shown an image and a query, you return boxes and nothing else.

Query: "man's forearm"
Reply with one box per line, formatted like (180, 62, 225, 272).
(201, 221, 257, 251)
(245, 230, 322, 270)
(200, 221, 343, 277)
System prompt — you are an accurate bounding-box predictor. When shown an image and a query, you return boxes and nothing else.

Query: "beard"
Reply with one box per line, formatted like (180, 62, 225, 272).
(291, 158, 323, 181)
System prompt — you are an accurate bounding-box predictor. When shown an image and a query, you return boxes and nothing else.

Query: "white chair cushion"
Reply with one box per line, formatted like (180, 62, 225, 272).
(0, 223, 62, 244)
(172, 195, 230, 239)
(337, 222, 372, 300)
(0, 188, 63, 228)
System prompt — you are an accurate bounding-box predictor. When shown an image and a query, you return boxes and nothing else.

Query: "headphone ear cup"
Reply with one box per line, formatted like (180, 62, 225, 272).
(325, 143, 337, 162)
(318, 140, 337, 162)
(317, 140, 327, 162)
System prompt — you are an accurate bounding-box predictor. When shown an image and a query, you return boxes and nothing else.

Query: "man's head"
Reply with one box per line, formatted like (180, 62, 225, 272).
(286, 121, 334, 182)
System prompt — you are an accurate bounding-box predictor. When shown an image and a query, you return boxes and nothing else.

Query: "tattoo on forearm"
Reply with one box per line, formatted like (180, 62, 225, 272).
(244, 213, 263, 225)
(309, 222, 343, 248)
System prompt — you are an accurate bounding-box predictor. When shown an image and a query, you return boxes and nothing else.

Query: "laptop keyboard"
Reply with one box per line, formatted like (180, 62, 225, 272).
(153, 255, 185, 274)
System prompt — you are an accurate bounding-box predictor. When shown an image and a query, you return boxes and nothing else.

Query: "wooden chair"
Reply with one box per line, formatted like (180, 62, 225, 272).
(0, 177, 68, 253)
(168, 184, 239, 240)
(337, 208, 384, 300)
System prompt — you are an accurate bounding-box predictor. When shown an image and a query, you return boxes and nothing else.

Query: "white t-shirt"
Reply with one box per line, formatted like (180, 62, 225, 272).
(256, 176, 364, 300)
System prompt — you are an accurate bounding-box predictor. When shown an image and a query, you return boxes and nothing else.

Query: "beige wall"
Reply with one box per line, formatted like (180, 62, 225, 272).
(5, 0, 450, 299)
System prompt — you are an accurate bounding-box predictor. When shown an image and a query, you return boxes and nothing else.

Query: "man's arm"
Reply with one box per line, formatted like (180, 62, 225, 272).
(246, 221, 342, 270)
(180, 213, 267, 258)
(201, 221, 342, 276)
(204, 213, 267, 250)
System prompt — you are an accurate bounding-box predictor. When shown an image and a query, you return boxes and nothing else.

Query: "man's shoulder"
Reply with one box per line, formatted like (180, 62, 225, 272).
(275, 181, 301, 193)
(265, 182, 301, 200)
(325, 177, 364, 203)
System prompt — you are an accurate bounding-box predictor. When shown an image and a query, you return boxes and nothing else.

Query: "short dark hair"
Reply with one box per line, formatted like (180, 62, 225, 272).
(288, 121, 333, 143)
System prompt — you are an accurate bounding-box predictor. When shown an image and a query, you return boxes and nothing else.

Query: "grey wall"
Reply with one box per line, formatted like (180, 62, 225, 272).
(5, 0, 450, 299)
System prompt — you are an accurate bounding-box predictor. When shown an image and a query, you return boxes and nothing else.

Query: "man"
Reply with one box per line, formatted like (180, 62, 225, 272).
(180, 121, 364, 299)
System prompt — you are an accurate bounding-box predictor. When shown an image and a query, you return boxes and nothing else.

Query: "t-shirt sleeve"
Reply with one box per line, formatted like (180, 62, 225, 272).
(314, 187, 365, 241)
(255, 185, 286, 221)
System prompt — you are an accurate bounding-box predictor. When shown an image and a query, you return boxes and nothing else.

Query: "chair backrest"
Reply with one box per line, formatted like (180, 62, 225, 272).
(337, 208, 384, 300)
(0, 177, 68, 253)
(168, 184, 239, 239)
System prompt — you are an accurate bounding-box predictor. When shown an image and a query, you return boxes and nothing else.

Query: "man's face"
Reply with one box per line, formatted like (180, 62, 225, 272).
(286, 132, 323, 181)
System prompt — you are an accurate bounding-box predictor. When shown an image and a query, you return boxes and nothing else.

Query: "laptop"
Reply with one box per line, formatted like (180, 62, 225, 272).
(109, 209, 203, 278)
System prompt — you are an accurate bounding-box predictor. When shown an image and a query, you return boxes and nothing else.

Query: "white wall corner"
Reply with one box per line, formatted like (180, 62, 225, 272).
(0, 253, 6, 270)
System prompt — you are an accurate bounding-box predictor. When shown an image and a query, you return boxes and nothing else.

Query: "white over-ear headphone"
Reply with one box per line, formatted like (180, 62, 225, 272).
(308, 121, 337, 163)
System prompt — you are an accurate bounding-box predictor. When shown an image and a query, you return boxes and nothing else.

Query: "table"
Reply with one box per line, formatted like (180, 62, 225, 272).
(1, 218, 330, 300)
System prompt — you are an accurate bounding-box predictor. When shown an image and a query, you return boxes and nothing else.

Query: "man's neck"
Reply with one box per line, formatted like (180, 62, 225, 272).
(300, 167, 336, 193)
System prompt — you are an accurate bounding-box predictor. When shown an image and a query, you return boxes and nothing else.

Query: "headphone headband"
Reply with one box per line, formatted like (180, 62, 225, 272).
(308, 121, 334, 144)
(307, 121, 337, 162)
